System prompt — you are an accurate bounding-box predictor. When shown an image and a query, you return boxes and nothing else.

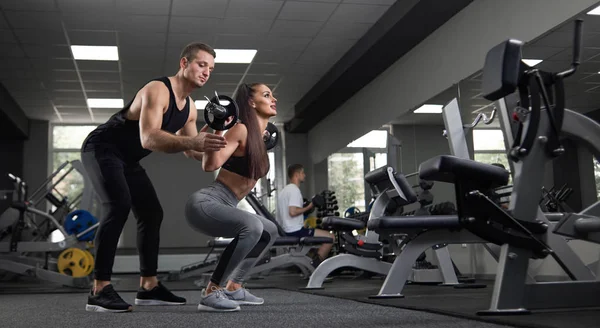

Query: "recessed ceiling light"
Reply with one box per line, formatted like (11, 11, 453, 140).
(522, 59, 543, 66)
(587, 5, 600, 15)
(71, 45, 119, 61)
(214, 49, 257, 64)
(414, 104, 443, 114)
(87, 98, 124, 108)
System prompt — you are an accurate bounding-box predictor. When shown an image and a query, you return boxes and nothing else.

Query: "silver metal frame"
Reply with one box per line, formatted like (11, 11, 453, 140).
(167, 240, 319, 282)
(476, 97, 600, 314)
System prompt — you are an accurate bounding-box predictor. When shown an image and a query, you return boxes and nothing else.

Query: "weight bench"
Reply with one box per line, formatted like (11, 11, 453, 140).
(305, 164, 462, 289)
(366, 155, 509, 298)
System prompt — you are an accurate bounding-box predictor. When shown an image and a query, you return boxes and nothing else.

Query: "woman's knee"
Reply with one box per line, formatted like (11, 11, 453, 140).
(241, 220, 264, 243)
(263, 220, 280, 239)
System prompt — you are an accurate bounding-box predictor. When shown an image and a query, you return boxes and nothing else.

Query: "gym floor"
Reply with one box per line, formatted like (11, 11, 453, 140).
(1, 271, 597, 328)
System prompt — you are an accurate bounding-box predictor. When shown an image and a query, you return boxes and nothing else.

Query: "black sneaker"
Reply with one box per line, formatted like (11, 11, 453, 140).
(134, 281, 186, 306)
(86, 284, 132, 313)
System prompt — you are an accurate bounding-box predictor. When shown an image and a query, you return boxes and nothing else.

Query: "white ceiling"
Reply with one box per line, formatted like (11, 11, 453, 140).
(393, 12, 600, 127)
(0, 0, 395, 124)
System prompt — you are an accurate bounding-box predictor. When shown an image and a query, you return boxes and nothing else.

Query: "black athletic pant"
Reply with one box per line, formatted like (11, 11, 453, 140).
(81, 146, 163, 281)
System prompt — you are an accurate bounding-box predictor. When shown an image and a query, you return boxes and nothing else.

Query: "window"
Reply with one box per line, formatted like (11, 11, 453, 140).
(369, 153, 388, 171)
(474, 153, 510, 172)
(328, 153, 365, 212)
(51, 125, 98, 211)
(473, 129, 505, 151)
(473, 128, 511, 181)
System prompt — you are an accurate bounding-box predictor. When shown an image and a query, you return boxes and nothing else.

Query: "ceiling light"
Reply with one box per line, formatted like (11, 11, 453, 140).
(522, 59, 543, 66)
(414, 104, 443, 114)
(214, 49, 257, 64)
(587, 5, 600, 15)
(87, 98, 124, 108)
(71, 45, 119, 61)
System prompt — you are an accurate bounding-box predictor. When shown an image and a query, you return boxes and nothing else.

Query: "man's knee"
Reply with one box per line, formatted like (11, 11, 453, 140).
(136, 203, 164, 226)
(108, 199, 132, 220)
(315, 228, 334, 239)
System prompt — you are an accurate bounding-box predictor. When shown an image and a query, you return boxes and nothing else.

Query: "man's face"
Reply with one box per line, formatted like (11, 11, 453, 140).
(182, 50, 215, 88)
(298, 169, 306, 183)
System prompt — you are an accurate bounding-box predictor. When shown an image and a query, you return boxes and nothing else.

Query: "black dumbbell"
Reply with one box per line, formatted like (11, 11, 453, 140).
(203, 93, 239, 131)
(303, 198, 315, 214)
(264, 122, 279, 150)
(312, 194, 325, 208)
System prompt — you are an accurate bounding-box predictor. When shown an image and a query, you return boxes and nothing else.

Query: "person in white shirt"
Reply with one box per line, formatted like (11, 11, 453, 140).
(277, 164, 334, 265)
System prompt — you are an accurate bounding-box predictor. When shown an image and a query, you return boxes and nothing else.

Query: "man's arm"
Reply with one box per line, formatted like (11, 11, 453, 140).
(139, 84, 226, 153)
(288, 189, 313, 217)
(176, 100, 207, 161)
(289, 202, 313, 217)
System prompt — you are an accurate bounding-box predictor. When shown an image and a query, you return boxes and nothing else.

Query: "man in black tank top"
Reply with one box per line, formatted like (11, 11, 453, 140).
(81, 42, 227, 313)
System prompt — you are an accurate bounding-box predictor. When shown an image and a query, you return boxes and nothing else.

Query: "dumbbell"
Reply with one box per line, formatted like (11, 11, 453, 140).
(264, 122, 279, 150)
(311, 194, 325, 208)
(203, 92, 239, 131)
(303, 198, 315, 214)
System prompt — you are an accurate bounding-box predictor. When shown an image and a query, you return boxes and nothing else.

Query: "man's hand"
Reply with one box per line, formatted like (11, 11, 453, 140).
(192, 132, 227, 152)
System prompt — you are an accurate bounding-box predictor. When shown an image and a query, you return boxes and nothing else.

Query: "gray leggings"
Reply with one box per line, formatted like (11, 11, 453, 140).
(185, 181, 279, 285)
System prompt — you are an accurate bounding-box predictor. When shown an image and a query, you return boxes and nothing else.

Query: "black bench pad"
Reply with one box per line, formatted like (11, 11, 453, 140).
(367, 215, 461, 231)
(301, 237, 334, 245)
(321, 217, 365, 231)
(208, 236, 332, 248)
(419, 155, 509, 189)
(273, 236, 302, 246)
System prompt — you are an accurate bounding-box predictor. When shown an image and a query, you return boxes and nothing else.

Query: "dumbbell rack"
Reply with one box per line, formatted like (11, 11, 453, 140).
(314, 190, 340, 227)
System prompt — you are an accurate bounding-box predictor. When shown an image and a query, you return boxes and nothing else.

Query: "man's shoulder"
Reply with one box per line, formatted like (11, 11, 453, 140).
(282, 183, 300, 191)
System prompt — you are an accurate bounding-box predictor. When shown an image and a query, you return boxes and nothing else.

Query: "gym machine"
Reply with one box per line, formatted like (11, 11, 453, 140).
(0, 173, 99, 288)
(371, 19, 600, 314)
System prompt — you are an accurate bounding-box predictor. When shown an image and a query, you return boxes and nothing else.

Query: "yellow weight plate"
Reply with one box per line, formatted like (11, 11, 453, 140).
(82, 249, 95, 276)
(57, 248, 93, 278)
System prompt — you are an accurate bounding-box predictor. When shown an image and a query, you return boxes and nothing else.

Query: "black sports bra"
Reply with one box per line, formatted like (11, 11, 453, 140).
(222, 156, 251, 178)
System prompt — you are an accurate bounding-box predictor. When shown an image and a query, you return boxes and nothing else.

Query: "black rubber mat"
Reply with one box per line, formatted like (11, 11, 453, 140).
(0, 289, 512, 328)
(265, 273, 600, 328)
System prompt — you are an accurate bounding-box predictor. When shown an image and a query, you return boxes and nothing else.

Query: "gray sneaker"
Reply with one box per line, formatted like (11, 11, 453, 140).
(198, 287, 240, 312)
(224, 288, 264, 305)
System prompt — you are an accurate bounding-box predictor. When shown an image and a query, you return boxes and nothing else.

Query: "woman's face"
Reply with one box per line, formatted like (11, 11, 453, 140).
(250, 84, 277, 118)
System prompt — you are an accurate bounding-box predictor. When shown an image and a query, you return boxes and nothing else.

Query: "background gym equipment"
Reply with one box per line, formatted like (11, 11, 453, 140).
(264, 122, 279, 150)
(0, 173, 99, 288)
(372, 19, 600, 315)
(203, 92, 238, 130)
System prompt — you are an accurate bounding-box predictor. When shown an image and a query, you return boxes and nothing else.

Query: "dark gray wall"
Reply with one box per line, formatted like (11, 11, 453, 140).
(283, 132, 312, 196)
(307, 0, 600, 163)
(0, 139, 24, 214)
(23, 120, 50, 210)
(312, 159, 329, 197)
(119, 152, 218, 249)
